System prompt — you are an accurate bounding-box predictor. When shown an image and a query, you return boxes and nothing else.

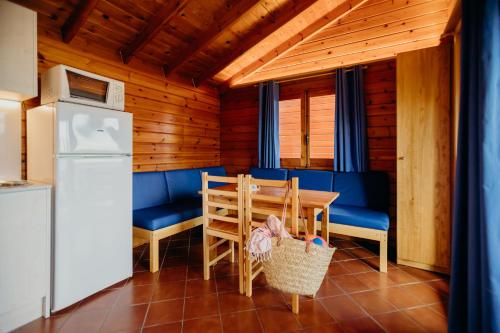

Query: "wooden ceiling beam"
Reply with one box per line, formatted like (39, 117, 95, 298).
(229, 0, 369, 87)
(195, 0, 320, 86)
(61, 0, 99, 43)
(120, 0, 190, 64)
(163, 0, 261, 77)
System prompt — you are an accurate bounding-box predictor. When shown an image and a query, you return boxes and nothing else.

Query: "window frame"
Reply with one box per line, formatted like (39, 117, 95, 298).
(279, 84, 335, 169)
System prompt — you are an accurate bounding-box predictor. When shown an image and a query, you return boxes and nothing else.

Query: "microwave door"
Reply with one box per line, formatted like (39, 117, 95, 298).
(66, 69, 109, 103)
(55, 102, 132, 156)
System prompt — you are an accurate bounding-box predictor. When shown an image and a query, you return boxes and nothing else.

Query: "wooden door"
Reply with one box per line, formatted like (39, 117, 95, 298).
(396, 43, 451, 273)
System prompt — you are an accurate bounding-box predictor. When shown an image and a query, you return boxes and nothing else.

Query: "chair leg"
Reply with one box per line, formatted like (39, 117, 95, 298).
(245, 251, 252, 297)
(149, 233, 159, 273)
(380, 232, 388, 273)
(203, 231, 210, 280)
(238, 241, 244, 294)
(229, 240, 235, 263)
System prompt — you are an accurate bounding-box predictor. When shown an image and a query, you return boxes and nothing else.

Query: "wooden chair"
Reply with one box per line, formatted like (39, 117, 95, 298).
(243, 175, 299, 298)
(202, 172, 245, 294)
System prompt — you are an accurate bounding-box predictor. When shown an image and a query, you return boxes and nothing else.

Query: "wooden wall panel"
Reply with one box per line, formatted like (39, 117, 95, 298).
(396, 44, 451, 273)
(21, 32, 220, 177)
(220, 59, 397, 236)
(365, 60, 397, 236)
(220, 87, 259, 175)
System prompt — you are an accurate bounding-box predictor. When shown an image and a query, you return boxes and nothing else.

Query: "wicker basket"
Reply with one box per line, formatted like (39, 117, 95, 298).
(261, 183, 335, 296)
(263, 237, 335, 295)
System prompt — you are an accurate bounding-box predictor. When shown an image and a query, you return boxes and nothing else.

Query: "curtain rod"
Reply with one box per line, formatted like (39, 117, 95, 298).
(252, 65, 368, 86)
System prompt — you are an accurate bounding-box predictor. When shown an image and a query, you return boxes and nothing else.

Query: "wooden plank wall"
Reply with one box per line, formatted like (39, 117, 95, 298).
(220, 59, 397, 236)
(220, 86, 259, 176)
(365, 60, 397, 235)
(21, 32, 220, 178)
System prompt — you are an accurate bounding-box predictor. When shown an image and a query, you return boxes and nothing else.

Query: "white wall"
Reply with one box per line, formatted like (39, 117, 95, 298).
(0, 99, 21, 180)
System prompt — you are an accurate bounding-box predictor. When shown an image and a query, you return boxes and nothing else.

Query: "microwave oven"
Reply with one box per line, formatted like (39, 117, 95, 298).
(41, 65, 124, 111)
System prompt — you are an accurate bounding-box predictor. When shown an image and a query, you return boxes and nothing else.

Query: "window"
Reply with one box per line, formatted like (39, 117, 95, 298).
(278, 79, 335, 168)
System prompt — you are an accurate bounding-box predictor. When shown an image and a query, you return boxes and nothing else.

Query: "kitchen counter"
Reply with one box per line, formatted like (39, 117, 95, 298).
(0, 181, 51, 194)
(0, 182, 52, 332)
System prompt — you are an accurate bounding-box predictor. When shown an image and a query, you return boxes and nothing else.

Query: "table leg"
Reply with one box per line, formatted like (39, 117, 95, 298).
(292, 294, 299, 314)
(321, 206, 329, 244)
(307, 208, 316, 236)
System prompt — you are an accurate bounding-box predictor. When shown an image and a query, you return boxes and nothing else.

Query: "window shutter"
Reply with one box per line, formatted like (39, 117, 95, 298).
(309, 90, 335, 159)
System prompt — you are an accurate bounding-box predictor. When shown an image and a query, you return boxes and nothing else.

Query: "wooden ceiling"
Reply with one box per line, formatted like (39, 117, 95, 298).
(12, 0, 455, 88)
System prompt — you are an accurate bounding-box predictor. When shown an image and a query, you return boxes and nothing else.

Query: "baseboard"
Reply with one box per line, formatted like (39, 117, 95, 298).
(397, 258, 450, 275)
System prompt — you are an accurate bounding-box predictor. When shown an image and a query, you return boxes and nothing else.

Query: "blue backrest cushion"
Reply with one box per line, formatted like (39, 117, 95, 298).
(133, 171, 169, 210)
(200, 166, 226, 177)
(364, 172, 390, 211)
(332, 172, 368, 207)
(288, 169, 333, 192)
(333, 172, 389, 211)
(200, 166, 227, 188)
(250, 167, 288, 180)
(165, 168, 202, 201)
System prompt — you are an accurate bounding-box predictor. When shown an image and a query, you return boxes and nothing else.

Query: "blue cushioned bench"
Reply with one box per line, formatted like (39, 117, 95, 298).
(133, 166, 226, 272)
(250, 167, 288, 180)
(250, 167, 390, 272)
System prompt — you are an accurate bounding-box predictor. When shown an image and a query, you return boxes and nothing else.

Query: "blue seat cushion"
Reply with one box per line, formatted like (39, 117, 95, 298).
(200, 166, 227, 188)
(165, 168, 202, 201)
(333, 172, 389, 211)
(288, 169, 333, 192)
(250, 167, 288, 180)
(326, 204, 389, 231)
(133, 171, 169, 210)
(133, 199, 202, 231)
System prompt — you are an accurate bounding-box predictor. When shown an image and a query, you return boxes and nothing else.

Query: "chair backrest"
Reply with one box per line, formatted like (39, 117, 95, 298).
(244, 175, 300, 236)
(201, 172, 244, 235)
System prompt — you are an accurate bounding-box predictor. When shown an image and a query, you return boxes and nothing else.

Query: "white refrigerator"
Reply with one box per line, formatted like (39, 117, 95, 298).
(27, 101, 132, 312)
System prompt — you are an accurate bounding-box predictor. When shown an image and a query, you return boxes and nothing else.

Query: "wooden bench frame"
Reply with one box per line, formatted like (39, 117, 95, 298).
(309, 208, 388, 273)
(132, 198, 388, 275)
(311, 219, 387, 272)
(133, 216, 203, 273)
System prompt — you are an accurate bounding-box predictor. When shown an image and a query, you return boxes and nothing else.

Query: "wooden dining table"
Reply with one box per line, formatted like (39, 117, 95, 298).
(208, 183, 339, 242)
(201, 183, 339, 314)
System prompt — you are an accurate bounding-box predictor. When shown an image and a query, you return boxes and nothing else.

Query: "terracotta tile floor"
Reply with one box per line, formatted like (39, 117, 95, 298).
(14, 227, 449, 333)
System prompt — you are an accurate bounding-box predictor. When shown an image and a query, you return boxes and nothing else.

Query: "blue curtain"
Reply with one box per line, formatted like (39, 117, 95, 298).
(258, 81, 280, 168)
(448, 0, 500, 332)
(334, 65, 368, 172)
